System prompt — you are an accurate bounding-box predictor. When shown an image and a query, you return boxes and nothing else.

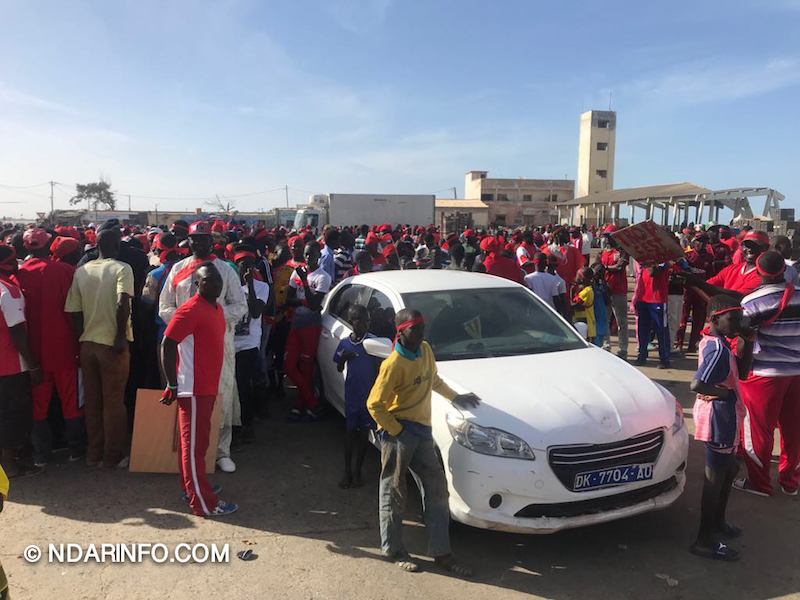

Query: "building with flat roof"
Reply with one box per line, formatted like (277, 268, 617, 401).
(434, 198, 489, 233)
(464, 171, 574, 227)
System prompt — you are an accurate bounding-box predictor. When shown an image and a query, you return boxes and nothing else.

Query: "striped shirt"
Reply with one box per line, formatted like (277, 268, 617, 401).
(354, 235, 367, 251)
(692, 334, 744, 447)
(742, 282, 800, 377)
(333, 248, 355, 284)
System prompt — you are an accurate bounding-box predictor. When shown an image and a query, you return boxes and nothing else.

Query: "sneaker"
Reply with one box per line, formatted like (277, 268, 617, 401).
(206, 500, 238, 517)
(100, 456, 129, 469)
(182, 483, 223, 502)
(732, 477, 771, 497)
(634, 358, 646, 366)
(657, 362, 671, 370)
(34, 460, 48, 468)
(616, 351, 628, 359)
(69, 449, 86, 462)
(780, 484, 799, 497)
(216, 457, 236, 473)
(8, 464, 44, 479)
(286, 408, 302, 423)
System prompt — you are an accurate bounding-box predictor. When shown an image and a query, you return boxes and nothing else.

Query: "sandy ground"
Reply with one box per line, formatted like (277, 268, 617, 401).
(2, 334, 799, 600)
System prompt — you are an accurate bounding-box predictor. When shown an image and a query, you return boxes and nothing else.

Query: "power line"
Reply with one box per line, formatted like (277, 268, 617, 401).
(0, 182, 50, 189)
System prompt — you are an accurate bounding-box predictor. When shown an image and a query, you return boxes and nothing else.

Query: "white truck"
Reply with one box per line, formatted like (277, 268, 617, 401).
(293, 193, 435, 230)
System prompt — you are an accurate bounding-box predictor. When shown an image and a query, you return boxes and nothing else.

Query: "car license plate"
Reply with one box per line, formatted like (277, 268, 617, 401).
(573, 464, 654, 491)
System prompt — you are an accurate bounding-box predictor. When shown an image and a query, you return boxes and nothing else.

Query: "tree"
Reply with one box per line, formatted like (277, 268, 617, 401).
(205, 195, 237, 215)
(70, 179, 116, 211)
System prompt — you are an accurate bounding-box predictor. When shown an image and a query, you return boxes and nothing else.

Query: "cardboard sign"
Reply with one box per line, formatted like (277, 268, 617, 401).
(610, 220, 684, 267)
(129, 389, 221, 474)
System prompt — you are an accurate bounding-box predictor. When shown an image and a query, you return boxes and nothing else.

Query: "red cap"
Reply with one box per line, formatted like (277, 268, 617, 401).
(479, 237, 497, 253)
(464, 228, 476, 238)
(189, 221, 211, 236)
(742, 230, 770, 247)
(211, 220, 226, 233)
(23, 227, 52, 250)
(50, 236, 80, 260)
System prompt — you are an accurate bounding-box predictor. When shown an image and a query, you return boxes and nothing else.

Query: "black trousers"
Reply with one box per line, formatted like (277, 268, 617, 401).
(235, 348, 259, 429)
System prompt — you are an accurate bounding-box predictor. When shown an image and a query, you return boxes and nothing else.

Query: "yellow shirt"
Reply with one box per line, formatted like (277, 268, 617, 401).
(65, 258, 134, 346)
(367, 341, 458, 436)
(572, 285, 596, 338)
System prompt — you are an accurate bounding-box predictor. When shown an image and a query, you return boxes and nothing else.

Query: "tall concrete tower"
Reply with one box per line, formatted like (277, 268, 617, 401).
(577, 110, 616, 197)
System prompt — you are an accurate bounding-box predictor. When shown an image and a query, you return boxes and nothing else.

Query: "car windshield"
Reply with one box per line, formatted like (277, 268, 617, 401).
(401, 288, 586, 361)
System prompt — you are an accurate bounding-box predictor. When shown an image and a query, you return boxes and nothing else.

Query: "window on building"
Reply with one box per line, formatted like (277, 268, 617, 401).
(597, 120, 609, 129)
(479, 173, 487, 179)
(596, 170, 607, 179)
(495, 214, 506, 226)
(481, 193, 494, 202)
(597, 142, 608, 151)
(545, 194, 558, 202)
(497, 193, 509, 202)
(523, 194, 532, 202)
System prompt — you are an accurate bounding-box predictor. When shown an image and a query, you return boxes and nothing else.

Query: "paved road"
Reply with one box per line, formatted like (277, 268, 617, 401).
(3, 351, 799, 600)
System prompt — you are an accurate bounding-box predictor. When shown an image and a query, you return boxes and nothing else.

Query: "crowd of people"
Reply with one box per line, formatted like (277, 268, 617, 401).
(0, 216, 797, 570)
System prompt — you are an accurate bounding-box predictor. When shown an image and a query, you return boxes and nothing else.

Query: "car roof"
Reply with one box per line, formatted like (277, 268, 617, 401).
(347, 269, 522, 294)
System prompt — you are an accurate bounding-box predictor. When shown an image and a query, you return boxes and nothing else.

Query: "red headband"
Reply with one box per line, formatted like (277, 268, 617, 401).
(756, 261, 786, 278)
(393, 316, 425, 349)
(234, 251, 257, 263)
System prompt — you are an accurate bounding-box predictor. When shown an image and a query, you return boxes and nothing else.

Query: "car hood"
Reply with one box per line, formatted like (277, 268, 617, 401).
(436, 347, 674, 448)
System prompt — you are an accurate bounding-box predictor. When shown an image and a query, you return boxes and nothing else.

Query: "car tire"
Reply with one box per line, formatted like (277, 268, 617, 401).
(312, 360, 327, 406)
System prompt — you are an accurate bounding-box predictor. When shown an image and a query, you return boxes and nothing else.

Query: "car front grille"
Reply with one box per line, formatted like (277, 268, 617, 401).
(514, 477, 677, 519)
(547, 429, 665, 492)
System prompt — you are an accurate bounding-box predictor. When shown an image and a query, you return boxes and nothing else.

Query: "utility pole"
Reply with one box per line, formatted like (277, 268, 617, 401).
(49, 181, 55, 224)
(154, 204, 159, 226)
(128, 195, 131, 211)
(285, 185, 289, 208)
(452, 186, 457, 200)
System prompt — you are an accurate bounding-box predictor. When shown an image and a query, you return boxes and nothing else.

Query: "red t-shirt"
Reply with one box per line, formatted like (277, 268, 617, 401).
(543, 245, 584, 291)
(0, 278, 28, 376)
(640, 267, 669, 303)
(599, 249, 628, 296)
(14, 258, 78, 371)
(486, 255, 524, 284)
(164, 294, 226, 398)
(707, 263, 760, 296)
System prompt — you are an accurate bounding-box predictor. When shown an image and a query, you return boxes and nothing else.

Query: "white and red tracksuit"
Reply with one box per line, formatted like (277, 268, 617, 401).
(740, 281, 800, 495)
(163, 294, 226, 516)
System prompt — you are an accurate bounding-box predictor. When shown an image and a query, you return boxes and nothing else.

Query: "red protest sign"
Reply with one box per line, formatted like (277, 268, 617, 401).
(610, 220, 684, 267)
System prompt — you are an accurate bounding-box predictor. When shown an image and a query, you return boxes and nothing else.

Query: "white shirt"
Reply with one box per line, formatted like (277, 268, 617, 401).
(552, 272, 567, 295)
(785, 259, 800, 286)
(234, 279, 270, 352)
(516, 245, 531, 265)
(581, 232, 593, 255)
(289, 266, 332, 300)
(524, 271, 561, 309)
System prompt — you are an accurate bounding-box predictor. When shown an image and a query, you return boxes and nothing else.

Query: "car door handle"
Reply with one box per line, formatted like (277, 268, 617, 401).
(320, 329, 330, 339)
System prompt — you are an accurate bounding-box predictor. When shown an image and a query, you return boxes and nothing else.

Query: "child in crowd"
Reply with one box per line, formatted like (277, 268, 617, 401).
(689, 294, 754, 562)
(592, 263, 611, 348)
(571, 267, 596, 341)
(334, 305, 380, 489)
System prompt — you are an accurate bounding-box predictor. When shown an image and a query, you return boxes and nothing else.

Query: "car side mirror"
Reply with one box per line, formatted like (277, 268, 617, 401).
(363, 337, 393, 359)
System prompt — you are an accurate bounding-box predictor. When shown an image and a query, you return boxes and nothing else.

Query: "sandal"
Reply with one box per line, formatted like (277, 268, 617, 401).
(732, 477, 771, 497)
(385, 552, 419, 573)
(435, 554, 475, 577)
(689, 542, 740, 562)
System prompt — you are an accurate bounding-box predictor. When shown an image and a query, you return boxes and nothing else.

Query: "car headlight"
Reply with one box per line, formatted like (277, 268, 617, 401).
(446, 412, 535, 460)
(672, 399, 685, 434)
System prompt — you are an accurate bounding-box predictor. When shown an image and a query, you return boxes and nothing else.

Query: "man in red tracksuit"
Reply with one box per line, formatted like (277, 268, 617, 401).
(735, 251, 800, 497)
(676, 234, 714, 353)
(161, 262, 238, 517)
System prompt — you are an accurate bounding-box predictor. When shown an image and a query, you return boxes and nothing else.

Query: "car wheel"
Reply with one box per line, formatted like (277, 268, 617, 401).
(312, 360, 327, 406)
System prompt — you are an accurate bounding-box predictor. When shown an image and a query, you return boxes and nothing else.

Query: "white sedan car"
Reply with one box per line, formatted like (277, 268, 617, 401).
(316, 270, 689, 534)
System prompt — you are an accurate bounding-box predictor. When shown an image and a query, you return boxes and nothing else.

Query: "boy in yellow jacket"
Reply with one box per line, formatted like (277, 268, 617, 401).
(367, 308, 480, 576)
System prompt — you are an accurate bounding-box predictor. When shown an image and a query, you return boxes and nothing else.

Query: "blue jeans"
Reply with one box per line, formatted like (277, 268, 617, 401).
(635, 301, 670, 364)
(379, 428, 451, 557)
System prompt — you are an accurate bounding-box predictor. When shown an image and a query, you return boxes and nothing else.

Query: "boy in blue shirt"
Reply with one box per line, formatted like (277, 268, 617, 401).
(689, 294, 754, 562)
(334, 304, 380, 489)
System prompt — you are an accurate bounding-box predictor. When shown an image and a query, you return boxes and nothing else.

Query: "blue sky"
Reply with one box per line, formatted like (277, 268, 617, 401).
(1, 0, 799, 219)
